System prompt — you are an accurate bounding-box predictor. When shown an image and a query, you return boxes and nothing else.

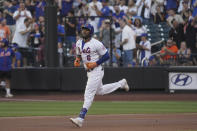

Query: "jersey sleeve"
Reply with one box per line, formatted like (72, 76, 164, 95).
(96, 41, 108, 56)
(75, 40, 81, 56)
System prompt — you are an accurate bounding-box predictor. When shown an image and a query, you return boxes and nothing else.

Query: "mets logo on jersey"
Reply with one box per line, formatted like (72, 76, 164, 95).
(0, 51, 11, 57)
(78, 47, 91, 54)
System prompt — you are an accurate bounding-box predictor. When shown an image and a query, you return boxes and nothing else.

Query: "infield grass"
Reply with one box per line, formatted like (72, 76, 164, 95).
(0, 101, 197, 117)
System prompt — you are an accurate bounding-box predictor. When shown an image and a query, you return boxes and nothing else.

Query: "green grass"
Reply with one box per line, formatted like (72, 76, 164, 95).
(0, 101, 197, 117)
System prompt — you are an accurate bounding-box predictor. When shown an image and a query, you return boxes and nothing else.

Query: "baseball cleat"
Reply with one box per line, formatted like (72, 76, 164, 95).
(5, 93, 13, 98)
(70, 117, 83, 128)
(122, 79, 129, 92)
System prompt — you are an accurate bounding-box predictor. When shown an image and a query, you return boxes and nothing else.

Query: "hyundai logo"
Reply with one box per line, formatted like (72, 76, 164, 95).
(171, 74, 192, 86)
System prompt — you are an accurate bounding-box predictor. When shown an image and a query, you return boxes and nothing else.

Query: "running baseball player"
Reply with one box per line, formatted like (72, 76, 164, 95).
(0, 39, 14, 98)
(70, 24, 129, 127)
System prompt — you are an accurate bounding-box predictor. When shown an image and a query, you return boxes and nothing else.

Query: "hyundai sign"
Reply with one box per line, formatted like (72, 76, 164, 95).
(169, 73, 197, 90)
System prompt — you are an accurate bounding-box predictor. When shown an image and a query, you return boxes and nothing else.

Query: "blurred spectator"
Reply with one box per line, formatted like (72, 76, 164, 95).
(148, 55, 160, 66)
(127, 0, 137, 17)
(35, 0, 46, 20)
(165, 0, 177, 11)
(13, 2, 32, 28)
(119, 0, 128, 13)
(185, 17, 197, 55)
(151, 0, 164, 16)
(169, 19, 185, 48)
(131, 17, 147, 44)
(166, 9, 184, 27)
(119, 19, 136, 67)
(153, 6, 165, 24)
(136, 0, 152, 22)
(12, 18, 33, 48)
(159, 39, 178, 65)
(97, 0, 111, 28)
(65, 10, 76, 49)
(111, 45, 121, 67)
(99, 19, 113, 48)
(12, 43, 23, 67)
(180, 1, 191, 21)
(0, 38, 14, 97)
(57, 18, 65, 54)
(3, 0, 17, 40)
(177, 41, 192, 65)
(60, 0, 73, 17)
(25, 0, 35, 16)
(29, 24, 43, 48)
(0, 19, 11, 41)
(192, 0, 197, 17)
(12, 18, 33, 66)
(87, 0, 103, 35)
(137, 33, 151, 65)
(178, 0, 191, 13)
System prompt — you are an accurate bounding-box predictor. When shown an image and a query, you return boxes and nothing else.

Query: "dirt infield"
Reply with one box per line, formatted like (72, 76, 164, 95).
(1, 92, 197, 131)
(0, 114, 197, 131)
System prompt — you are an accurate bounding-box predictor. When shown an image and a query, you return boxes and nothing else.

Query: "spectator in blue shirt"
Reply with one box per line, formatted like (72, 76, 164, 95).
(0, 38, 14, 98)
(61, 0, 73, 17)
(35, 0, 46, 20)
(166, 0, 177, 11)
(98, 0, 111, 28)
(3, 0, 17, 39)
(112, 45, 121, 67)
(112, 5, 125, 28)
(192, 0, 197, 17)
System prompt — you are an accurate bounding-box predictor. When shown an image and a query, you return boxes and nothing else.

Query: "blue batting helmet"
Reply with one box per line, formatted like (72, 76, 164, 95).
(81, 24, 94, 37)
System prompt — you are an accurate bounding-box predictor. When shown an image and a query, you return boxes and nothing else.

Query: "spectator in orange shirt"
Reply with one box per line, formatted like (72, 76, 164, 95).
(160, 39, 178, 60)
(0, 19, 11, 41)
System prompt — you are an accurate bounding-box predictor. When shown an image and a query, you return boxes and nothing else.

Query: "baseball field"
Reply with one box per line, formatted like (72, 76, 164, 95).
(0, 93, 197, 131)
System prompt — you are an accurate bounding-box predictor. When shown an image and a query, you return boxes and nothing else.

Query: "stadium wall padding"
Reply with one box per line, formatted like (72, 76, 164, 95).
(11, 67, 169, 91)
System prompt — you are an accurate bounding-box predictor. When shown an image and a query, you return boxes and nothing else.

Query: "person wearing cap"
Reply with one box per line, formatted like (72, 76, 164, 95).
(12, 43, 22, 67)
(137, 33, 151, 65)
(0, 38, 15, 97)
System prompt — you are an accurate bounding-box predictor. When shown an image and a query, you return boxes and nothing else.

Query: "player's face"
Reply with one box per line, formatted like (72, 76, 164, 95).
(81, 28, 91, 39)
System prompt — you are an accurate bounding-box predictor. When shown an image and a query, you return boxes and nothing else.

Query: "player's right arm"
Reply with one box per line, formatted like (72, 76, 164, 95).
(74, 40, 82, 67)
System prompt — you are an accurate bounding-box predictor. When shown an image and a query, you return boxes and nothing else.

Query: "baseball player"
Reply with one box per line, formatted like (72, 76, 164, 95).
(0, 38, 14, 97)
(70, 24, 129, 127)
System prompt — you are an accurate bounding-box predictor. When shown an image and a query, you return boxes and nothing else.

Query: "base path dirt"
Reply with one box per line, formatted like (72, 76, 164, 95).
(0, 114, 197, 131)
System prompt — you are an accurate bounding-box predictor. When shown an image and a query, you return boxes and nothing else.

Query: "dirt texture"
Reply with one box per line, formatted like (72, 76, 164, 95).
(0, 92, 197, 131)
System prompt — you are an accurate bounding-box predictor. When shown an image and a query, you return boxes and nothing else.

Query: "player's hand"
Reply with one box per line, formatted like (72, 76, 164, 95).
(86, 62, 97, 69)
(74, 57, 81, 67)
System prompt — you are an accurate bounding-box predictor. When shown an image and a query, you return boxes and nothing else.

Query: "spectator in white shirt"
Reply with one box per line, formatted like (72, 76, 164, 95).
(12, 18, 33, 48)
(136, 0, 152, 21)
(127, 0, 137, 17)
(13, 2, 32, 28)
(87, 0, 103, 35)
(119, 19, 136, 67)
(119, 0, 128, 13)
(137, 33, 151, 65)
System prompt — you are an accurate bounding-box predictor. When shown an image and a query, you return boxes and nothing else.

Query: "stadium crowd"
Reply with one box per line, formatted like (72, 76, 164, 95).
(0, 0, 197, 67)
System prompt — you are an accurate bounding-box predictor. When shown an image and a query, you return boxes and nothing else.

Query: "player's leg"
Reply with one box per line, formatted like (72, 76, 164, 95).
(4, 71, 13, 98)
(96, 77, 129, 95)
(70, 71, 103, 127)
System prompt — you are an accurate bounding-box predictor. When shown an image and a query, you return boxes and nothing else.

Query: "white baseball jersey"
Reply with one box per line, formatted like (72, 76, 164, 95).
(76, 38, 107, 69)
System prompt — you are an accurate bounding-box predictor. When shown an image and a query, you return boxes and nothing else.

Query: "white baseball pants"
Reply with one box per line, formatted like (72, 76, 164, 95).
(83, 66, 124, 110)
